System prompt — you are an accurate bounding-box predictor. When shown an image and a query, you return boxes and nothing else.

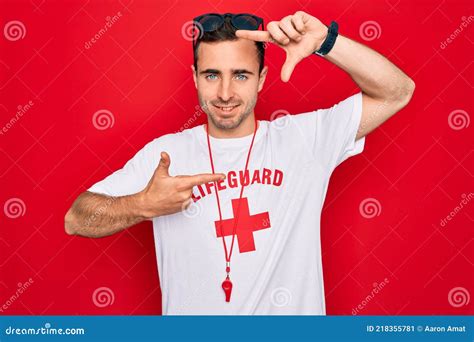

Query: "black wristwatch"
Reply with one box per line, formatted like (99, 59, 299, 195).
(314, 21, 339, 57)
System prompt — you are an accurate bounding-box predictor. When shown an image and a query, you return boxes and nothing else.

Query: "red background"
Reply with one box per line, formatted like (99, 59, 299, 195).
(0, 0, 472, 315)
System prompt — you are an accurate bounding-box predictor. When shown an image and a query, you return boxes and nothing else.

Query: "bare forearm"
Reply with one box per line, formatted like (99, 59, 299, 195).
(325, 35, 415, 99)
(65, 191, 146, 238)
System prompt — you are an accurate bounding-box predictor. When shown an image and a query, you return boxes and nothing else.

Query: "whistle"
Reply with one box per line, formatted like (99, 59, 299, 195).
(222, 278, 233, 302)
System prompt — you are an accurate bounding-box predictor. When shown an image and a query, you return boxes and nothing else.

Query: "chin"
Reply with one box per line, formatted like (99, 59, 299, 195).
(207, 108, 240, 128)
(213, 116, 241, 130)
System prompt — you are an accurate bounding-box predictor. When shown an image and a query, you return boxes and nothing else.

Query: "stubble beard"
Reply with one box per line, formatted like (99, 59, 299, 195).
(198, 93, 257, 131)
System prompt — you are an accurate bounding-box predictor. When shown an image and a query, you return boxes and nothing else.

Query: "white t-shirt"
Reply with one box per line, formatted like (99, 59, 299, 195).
(88, 92, 365, 315)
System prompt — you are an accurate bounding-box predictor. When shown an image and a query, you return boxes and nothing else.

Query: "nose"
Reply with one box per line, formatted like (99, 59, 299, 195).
(217, 77, 233, 102)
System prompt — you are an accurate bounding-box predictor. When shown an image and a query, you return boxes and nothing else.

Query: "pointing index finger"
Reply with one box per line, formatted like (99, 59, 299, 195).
(236, 29, 272, 42)
(181, 173, 226, 189)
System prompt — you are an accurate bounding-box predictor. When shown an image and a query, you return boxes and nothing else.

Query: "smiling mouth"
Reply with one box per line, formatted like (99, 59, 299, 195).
(213, 104, 240, 113)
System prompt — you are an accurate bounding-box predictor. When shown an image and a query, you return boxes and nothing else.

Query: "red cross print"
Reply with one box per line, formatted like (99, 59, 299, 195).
(215, 197, 271, 253)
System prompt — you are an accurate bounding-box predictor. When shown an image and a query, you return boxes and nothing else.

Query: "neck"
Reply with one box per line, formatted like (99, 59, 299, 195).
(206, 114, 258, 139)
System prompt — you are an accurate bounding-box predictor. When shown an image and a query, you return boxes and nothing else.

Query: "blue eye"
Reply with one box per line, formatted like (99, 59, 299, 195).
(235, 74, 248, 80)
(205, 74, 218, 80)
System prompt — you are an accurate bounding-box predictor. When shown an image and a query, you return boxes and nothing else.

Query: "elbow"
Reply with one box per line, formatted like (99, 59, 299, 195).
(64, 209, 77, 236)
(406, 78, 416, 98)
(400, 78, 415, 105)
(392, 78, 415, 109)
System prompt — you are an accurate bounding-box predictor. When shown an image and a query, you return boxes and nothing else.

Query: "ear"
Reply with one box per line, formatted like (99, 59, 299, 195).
(191, 65, 197, 89)
(257, 66, 268, 93)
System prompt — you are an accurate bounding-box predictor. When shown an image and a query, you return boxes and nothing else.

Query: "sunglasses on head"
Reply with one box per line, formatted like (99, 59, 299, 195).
(192, 13, 264, 47)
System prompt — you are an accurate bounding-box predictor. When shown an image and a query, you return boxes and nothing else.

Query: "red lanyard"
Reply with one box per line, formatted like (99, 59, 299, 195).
(205, 117, 258, 302)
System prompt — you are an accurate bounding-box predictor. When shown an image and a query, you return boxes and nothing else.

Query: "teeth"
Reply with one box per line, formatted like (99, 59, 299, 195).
(217, 106, 236, 111)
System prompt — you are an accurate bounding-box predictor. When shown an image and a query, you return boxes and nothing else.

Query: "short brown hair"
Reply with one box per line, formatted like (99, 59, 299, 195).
(193, 17, 265, 73)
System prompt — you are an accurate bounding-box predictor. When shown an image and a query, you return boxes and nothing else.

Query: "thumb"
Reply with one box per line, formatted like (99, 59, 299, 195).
(156, 151, 171, 177)
(281, 53, 300, 83)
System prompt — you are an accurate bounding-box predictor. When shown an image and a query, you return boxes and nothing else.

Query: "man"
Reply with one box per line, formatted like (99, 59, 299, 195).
(65, 11, 415, 315)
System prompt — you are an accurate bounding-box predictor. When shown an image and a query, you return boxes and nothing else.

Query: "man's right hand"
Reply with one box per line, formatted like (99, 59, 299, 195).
(138, 151, 225, 218)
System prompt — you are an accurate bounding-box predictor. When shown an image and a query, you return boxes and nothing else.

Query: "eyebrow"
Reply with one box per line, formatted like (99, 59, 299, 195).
(199, 69, 255, 75)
